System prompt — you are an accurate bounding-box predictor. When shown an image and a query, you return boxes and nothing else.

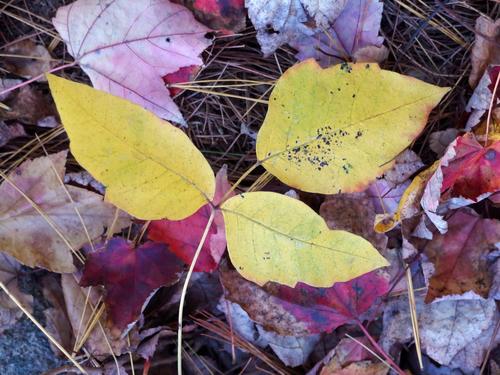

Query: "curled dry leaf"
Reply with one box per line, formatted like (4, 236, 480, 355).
(292, 0, 388, 67)
(466, 66, 499, 130)
(381, 295, 498, 372)
(256, 60, 449, 195)
(469, 16, 500, 87)
(148, 166, 232, 272)
(246, 0, 348, 56)
(424, 209, 500, 302)
(220, 267, 389, 335)
(0, 151, 130, 273)
(2, 40, 55, 80)
(53, 0, 213, 124)
(48, 74, 216, 220)
(0, 253, 33, 333)
(80, 238, 184, 332)
(222, 191, 388, 287)
(320, 192, 387, 251)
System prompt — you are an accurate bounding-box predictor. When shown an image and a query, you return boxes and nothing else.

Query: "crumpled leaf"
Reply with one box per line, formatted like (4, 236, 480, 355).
(221, 191, 388, 287)
(424, 209, 500, 302)
(80, 238, 184, 332)
(291, 0, 388, 67)
(0, 151, 130, 273)
(0, 253, 33, 333)
(48, 74, 216, 221)
(2, 40, 55, 80)
(173, 0, 245, 34)
(218, 298, 320, 367)
(320, 192, 387, 251)
(466, 66, 499, 130)
(381, 295, 499, 372)
(246, 0, 348, 56)
(0, 121, 25, 147)
(220, 267, 389, 335)
(256, 60, 449, 195)
(61, 273, 135, 357)
(440, 133, 500, 201)
(148, 166, 232, 272)
(469, 16, 500, 87)
(53, 0, 212, 124)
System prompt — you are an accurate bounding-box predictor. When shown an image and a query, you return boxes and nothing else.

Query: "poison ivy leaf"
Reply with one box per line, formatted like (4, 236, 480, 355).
(441, 133, 500, 201)
(256, 60, 449, 194)
(0, 151, 130, 273)
(148, 166, 232, 272)
(424, 209, 500, 302)
(220, 267, 389, 335)
(173, 0, 246, 34)
(221, 191, 388, 287)
(80, 238, 184, 332)
(291, 0, 388, 67)
(53, 0, 212, 125)
(48, 74, 216, 220)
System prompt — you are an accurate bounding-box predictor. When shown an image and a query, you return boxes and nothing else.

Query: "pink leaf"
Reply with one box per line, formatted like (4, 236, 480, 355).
(53, 0, 213, 125)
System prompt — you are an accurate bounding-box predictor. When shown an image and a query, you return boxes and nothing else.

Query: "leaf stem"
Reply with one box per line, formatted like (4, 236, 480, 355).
(177, 208, 216, 375)
(0, 61, 77, 97)
(356, 320, 405, 375)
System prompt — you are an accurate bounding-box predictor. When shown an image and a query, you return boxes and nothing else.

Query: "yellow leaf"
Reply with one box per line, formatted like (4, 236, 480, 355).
(256, 60, 449, 194)
(47, 74, 215, 220)
(374, 162, 438, 233)
(221, 192, 388, 287)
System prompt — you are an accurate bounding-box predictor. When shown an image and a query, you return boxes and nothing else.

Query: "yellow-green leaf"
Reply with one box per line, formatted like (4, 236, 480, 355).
(47, 74, 215, 220)
(221, 192, 388, 287)
(256, 60, 449, 194)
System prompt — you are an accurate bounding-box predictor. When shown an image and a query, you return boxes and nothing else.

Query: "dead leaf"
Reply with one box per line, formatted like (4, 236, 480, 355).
(80, 238, 184, 332)
(469, 16, 500, 87)
(381, 295, 498, 372)
(53, 0, 213, 125)
(320, 192, 388, 251)
(0, 151, 130, 273)
(1, 85, 57, 124)
(2, 40, 55, 80)
(0, 253, 33, 333)
(466, 65, 499, 130)
(291, 0, 387, 67)
(429, 128, 460, 156)
(424, 209, 500, 302)
(0, 121, 25, 147)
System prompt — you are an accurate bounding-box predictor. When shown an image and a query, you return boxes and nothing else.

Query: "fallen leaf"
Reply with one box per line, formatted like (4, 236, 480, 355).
(53, 0, 213, 124)
(429, 128, 460, 156)
(321, 361, 388, 375)
(291, 0, 387, 67)
(221, 191, 388, 287)
(173, 0, 245, 33)
(0, 253, 33, 333)
(0, 121, 25, 147)
(380, 295, 498, 372)
(148, 166, 232, 272)
(424, 209, 500, 302)
(466, 65, 499, 130)
(48, 74, 216, 220)
(320, 192, 388, 251)
(0, 151, 130, 272)
(2, 40, 55, 80)
(0, 78, 22, 101)
(440, 133, 500, 201)
(246, 0, 348, 56)
(220, 267, 389, 335)
(469, 16, 500, 87)
(80, 238, 184, 332)
(256, 60, 449, 194)
(218, 297, 320, 367)
(61, 273, 133, 357)
(1, 85, 57, 124)
(163, 65, 200, 97)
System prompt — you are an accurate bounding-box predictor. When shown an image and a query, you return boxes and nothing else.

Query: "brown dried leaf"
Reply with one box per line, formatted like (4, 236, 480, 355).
(2, 40, 55, 80)
(470, 16, 500, 87)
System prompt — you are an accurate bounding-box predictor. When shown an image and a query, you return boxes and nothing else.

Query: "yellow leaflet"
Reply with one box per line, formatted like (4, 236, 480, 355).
(48, 74, 215, 220)
(256, 60, 449, 194)
(374, 162, 439, 233)
(221, 192, 388, 287)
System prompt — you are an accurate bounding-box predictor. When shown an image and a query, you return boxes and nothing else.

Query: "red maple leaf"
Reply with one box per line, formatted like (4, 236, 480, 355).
(441, 133, 500, 200)
(80, 238, 184, 331)
(148, 166, 233, 272)
(424, 209, 500, 302)
(163, 65, 200, 97)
